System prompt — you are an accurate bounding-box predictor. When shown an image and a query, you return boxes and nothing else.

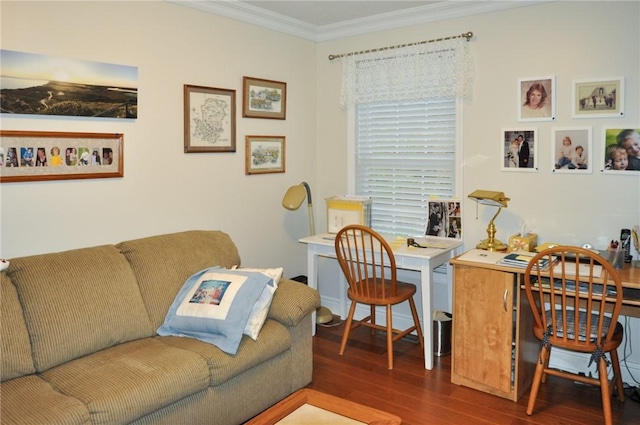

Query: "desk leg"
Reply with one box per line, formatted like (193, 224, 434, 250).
(421, 264, 434, 370)
(306, 247, 319, 335)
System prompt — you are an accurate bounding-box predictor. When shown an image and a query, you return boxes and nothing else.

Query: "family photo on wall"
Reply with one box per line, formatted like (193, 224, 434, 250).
(603, 128, 640, 173)
(551, 128, 592, 174)
(502, 129, 537, 171)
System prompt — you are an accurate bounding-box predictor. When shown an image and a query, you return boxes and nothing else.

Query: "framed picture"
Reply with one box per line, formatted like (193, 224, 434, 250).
(602, 128, 640, 174)
(551, 127, 592, 174)
(424, 200, 461, 239)
(245, 135, 285, 175)
(0, 130, 123, 183)
(242, 77, 286, 120)
(518, 76, 555, 122)
(572, 78, 624, 118)
(184, 84, 236, 153)
(501, 128, 538, 172)
(1, 49, 138, 119)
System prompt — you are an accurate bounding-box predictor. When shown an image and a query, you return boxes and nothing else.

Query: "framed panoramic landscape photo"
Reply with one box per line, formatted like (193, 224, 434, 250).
(0, 50, 138, 119)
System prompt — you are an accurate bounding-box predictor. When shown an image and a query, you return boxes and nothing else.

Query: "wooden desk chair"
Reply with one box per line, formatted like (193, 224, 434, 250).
(523, 246, 625, 425)
(334, 225, 424, 370)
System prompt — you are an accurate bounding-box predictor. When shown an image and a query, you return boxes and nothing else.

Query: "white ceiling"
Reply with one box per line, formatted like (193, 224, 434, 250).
(167, 0, 551, 41)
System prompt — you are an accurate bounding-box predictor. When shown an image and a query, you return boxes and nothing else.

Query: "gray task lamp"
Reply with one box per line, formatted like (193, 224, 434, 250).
(282, 182, 333, 325)
(468, 190, 510, 252)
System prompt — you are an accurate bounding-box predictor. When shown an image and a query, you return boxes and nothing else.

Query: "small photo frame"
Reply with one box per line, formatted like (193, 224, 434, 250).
(245, 135, 285, 175)
(551, 127, 592, 174)
(184, 84, 236, 153)
(425, 200, 461, 239)
(572, 78, 624, 119)
(518, 76, 555, 122)
(1, 130, 123, 183)
(602, 128, 640, 174)
(242, 77, 287, 120)
(501, 128, 538, 172)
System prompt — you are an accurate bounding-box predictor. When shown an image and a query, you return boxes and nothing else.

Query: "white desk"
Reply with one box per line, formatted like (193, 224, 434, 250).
(299, 233, 463, 370)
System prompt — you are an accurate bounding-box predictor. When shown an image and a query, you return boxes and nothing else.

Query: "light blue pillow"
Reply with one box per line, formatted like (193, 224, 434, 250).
(157, 267, 271, 354)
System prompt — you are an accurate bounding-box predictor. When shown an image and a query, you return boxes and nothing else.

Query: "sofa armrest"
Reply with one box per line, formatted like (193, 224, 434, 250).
(267, 279, 320, 327)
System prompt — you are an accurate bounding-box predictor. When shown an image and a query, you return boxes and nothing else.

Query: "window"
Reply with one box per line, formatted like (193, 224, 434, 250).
(340, 37, 471, 236)
(352, 99, 461, 236)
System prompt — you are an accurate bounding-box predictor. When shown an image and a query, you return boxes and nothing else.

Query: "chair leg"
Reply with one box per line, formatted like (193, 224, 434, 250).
(598, 357, 613, 425)
(339, 301, 358, 356)
(370, 305, 376, 336)
(408, 297, 424, 350)
(610, 349, 625, 402)
(527, 345, 550, 416)
(386, 305, 394, 370)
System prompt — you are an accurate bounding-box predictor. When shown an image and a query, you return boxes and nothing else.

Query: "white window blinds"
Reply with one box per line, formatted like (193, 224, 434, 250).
(355, 99, 457, 236)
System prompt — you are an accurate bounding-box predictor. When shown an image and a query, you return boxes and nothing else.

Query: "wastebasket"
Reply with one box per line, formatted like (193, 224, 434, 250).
(432, 310, 452, 357)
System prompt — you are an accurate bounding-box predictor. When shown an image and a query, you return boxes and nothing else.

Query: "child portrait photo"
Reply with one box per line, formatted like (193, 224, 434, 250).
(603, 128, 640, 174)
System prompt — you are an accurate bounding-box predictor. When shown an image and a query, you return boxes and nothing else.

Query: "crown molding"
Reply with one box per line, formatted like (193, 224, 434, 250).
(166, 1, 553, 42)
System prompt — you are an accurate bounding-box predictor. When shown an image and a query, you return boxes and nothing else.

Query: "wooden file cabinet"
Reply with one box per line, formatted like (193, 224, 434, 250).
(450, 261, 538, 401)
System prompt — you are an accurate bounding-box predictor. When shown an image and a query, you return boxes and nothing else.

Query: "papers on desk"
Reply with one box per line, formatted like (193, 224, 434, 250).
(456, 249, 508, 264)
(497, 251, 553, 270)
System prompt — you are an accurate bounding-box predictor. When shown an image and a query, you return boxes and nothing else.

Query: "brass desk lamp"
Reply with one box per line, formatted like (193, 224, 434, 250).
(468, 190, 510, 252)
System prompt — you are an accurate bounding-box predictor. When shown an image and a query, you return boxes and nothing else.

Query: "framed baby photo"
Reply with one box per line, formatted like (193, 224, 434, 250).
(602, 128, 640, 175)
(501, 128, 538, 172)
(551, 127, 592, 174)
(572, 78, 624, 119)
(518, 76, 555, 122)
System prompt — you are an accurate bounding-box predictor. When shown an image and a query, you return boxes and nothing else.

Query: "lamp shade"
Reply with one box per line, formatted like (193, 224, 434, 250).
(282, 184, 307, 210)
(467, 190, 510, 208)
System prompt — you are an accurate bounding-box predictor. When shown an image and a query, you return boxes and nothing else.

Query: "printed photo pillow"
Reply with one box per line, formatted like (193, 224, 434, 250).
(157, 267, 270, 354)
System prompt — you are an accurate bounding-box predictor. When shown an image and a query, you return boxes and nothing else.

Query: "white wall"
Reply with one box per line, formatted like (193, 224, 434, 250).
(0, 0, 317, 279)
(314, 1, 640, 382)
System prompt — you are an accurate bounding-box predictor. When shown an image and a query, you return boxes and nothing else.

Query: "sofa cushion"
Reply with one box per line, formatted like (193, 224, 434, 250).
(8, 245, 154, 372)
(117, 230, 241, 330)
(40, 338, 210, 425)
(0, 375, 91, 425)
(1, 272, 36, 381)
(157, 267, 270, 354)
(234, 267, 283, 339)
(156, 318, 291, 386)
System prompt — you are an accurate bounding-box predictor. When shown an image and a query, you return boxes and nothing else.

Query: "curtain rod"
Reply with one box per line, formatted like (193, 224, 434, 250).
(328, 31, 473, 61)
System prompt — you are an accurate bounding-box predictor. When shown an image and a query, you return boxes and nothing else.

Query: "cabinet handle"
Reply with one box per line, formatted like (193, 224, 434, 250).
(503, 289, 509, 312)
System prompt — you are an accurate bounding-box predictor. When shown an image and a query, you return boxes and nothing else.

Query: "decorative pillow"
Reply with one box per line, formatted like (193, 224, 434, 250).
(157, 267, 271, 354)
(232, 267, 283, 339)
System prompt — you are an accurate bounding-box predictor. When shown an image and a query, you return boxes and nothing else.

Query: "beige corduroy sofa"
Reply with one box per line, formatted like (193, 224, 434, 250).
(0, 230, 320, 425)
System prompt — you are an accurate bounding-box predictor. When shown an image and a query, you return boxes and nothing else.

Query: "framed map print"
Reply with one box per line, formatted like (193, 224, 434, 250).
(184, 84, 236, 153)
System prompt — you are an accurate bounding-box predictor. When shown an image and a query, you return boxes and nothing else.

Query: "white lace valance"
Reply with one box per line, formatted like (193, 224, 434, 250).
(340, 37, 473, 107)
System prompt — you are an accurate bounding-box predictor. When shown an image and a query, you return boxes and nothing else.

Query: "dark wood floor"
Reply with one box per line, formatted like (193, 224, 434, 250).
(305, 320, 640, 425)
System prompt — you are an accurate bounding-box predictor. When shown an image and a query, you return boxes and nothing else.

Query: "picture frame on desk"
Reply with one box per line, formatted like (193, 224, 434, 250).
(425, 200, 461, 239)
(551, 127, 592, 174)
(501, 128, 538, 172)
(601, 127, 640, 174)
